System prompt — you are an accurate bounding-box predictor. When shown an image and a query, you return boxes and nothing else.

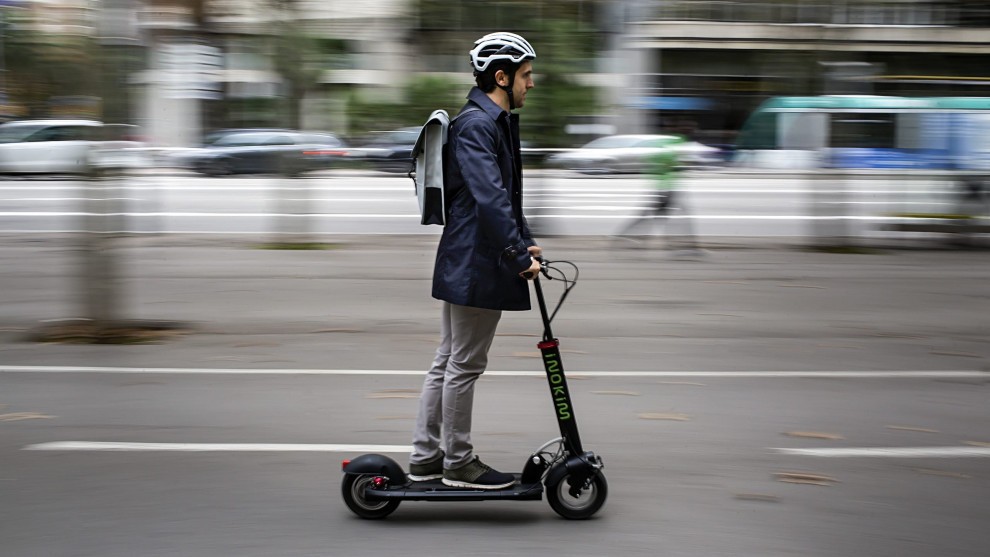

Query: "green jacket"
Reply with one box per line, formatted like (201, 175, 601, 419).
(649, 135, 685, 191)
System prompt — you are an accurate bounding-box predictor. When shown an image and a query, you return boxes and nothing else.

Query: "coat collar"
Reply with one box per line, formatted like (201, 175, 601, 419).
(466, 87, 509, 121)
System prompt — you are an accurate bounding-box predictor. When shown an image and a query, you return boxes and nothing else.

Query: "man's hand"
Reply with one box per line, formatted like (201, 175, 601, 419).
(527, 245, 542, 257)
(520, 257, 542, 280)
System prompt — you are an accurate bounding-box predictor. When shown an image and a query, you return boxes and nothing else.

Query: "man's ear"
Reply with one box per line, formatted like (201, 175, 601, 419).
(494, 69, 508, 87)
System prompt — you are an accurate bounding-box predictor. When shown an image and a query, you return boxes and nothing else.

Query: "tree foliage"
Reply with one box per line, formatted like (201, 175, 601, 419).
(518, 17, 599, 147)
(269, 0, 329, 129)
(347, 75, 464, 139)
(349, 1, 603, 146)
(4, 23, 102, 118)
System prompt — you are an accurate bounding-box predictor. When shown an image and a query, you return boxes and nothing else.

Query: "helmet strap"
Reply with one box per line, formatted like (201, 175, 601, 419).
(498, 70, 517, 111)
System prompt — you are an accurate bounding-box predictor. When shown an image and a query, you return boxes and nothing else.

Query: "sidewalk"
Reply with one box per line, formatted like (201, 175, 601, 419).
(0, 234, 987, 373)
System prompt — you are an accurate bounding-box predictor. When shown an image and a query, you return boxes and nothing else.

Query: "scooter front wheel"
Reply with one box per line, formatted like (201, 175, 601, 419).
(546, 471, 607, 520)
(341, 474, 400, 519)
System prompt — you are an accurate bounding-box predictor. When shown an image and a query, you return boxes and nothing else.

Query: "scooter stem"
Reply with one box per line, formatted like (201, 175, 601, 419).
(533, 276, 554, 341)
(533, 275, 584, 455)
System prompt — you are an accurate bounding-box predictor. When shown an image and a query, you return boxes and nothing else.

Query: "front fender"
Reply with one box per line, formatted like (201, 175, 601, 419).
(545, 452, 602, 489)
(342, 453, 407, 483)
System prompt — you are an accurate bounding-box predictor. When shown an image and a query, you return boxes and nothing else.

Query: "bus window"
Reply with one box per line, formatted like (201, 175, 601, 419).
(829, 113, 895, 148)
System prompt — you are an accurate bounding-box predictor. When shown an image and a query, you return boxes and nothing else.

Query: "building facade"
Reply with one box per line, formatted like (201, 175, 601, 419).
(4, 0, 989, 148)
(620, 0, 990, 143)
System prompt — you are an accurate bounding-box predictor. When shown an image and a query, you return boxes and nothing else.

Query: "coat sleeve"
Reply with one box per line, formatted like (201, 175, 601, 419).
(453, 116, 533, 272)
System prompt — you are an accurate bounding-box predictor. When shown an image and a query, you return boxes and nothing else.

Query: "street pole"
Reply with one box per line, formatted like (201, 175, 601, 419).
(76, 0, 142, 331)
(0, 3, 7, 118)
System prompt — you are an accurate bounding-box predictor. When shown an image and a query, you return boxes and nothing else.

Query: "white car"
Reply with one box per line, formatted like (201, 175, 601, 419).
(0, 120, 147, 174)
(547, 134, 722, 174)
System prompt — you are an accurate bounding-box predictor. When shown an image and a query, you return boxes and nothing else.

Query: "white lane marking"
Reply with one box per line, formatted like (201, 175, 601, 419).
(0, 365, 986, 378)
(775, 447, 990, 458)
(0, 212, 918, 220)
(0, 212, 421, 218)
(24, 442, 411, 453)
(0, 185, 414, 193)
(0, 184, 956, 195)
(0, 229, 442, 235)
(3, 198, 142, 202)
(535, 215, 904, 220)
(2, 197, 408, 204)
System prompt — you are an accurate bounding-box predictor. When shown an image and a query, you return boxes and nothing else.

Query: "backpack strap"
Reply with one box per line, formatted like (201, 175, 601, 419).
(452, 105, 483, 123)
(449, 105, 500, 154)
(448, 106, 483, 138)
(444, 105, 491, 214)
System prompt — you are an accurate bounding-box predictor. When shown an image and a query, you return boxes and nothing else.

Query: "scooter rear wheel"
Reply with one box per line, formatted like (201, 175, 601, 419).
(546, 471, 607, 520)
(341, 474, 400, 519)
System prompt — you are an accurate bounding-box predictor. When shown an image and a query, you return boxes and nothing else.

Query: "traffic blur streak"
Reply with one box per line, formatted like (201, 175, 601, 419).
(0, 164, 986, 246)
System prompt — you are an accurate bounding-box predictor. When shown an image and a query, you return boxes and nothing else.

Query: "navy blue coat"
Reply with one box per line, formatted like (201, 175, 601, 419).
(432, 87, 536, 311)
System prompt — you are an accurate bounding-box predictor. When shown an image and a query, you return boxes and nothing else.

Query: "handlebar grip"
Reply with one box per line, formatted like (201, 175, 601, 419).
(523, 256, 547, 279)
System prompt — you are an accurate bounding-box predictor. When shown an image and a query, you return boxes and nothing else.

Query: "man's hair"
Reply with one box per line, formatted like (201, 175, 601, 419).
(475, 61, 522, 93)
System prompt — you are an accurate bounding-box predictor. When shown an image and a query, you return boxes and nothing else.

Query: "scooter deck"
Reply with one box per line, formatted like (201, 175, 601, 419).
(366, 474, 543, 502)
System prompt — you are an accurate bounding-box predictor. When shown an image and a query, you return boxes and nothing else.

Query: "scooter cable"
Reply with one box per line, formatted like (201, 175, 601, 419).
(540, 259, 578, 324)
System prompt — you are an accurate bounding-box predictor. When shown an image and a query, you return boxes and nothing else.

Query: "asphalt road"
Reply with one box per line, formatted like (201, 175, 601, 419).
(0, 234, 988, 556)
(3, 371, 988, 557)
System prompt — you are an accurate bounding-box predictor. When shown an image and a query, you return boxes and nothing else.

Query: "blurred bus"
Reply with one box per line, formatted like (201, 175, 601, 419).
(733, 96, 990, 170)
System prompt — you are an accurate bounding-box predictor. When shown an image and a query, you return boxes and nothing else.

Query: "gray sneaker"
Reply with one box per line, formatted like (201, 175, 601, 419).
(442, 456, 515, 490)
(408, 451, 444, 481)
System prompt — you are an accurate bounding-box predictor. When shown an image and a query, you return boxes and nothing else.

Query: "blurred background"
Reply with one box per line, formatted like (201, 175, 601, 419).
(1, 0, 990, 241)
(0, 0, 988, 151)
(0, 0, 988, 257)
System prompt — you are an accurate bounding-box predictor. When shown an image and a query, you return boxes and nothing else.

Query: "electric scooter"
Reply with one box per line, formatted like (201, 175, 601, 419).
(340, 259, 606, 520)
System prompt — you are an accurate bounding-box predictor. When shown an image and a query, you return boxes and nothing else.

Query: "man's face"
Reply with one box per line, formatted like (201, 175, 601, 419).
(512, 61, 535, 108)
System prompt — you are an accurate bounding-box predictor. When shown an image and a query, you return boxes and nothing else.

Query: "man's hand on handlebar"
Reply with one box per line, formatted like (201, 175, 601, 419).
(519, 245, 543, 280)
(521, 257, 542, 280)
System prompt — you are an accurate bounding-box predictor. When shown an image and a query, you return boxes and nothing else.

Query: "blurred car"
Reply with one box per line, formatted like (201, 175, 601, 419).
(546, 134, 721, 174)
(0, 119, 146, 174)
(175, 129, 348, 176)
(348, 127, 421, 173)
(520, 140, 552, 167)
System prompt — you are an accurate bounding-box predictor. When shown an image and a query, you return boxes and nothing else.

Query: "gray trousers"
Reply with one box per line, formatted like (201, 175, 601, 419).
(411, 301, 502, 470)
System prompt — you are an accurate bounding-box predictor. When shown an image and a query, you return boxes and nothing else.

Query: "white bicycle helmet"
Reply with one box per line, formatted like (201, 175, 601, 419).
(469, 32, 536, 73)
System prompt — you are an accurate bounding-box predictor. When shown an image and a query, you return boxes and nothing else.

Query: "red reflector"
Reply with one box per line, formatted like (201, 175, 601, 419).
(537, 339, 559, 349)
(342, 459, 351, 470)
